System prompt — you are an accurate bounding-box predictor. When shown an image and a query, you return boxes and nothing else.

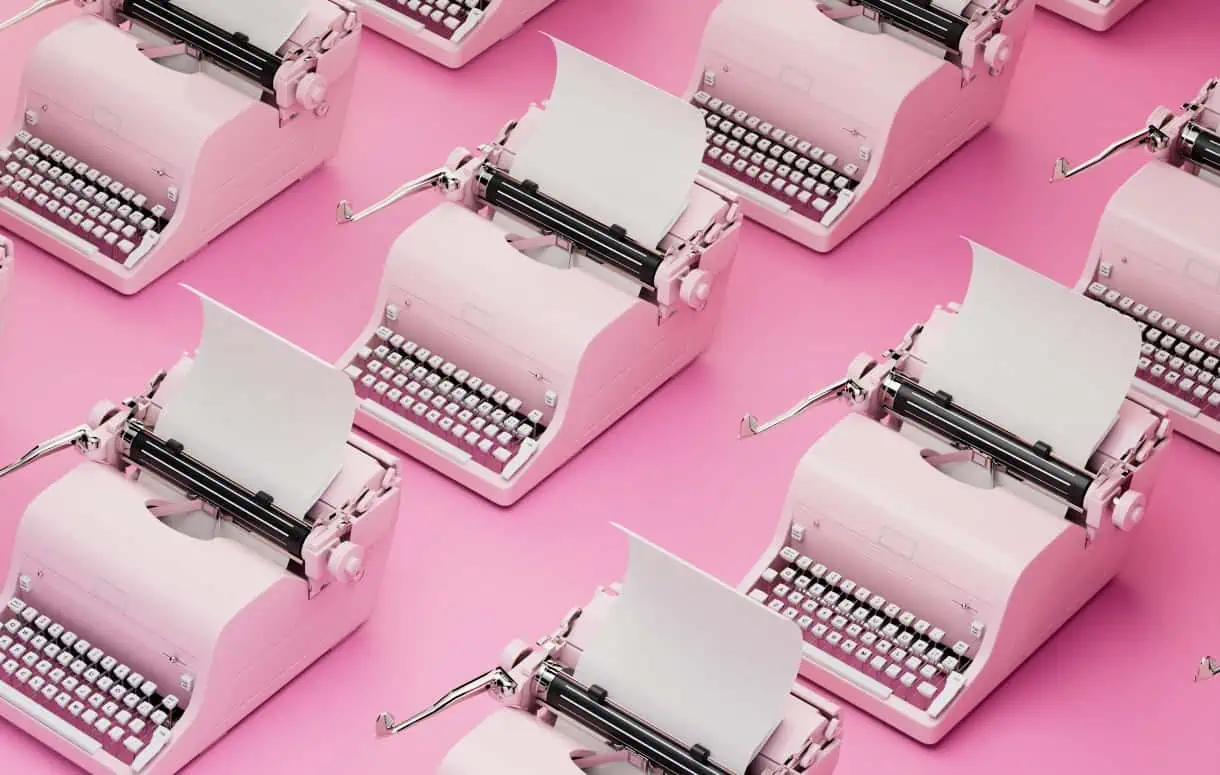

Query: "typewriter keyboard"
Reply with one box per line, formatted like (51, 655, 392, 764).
(1086, 282, 1220, 418)
(345, 327, 549, 475)
(691, 92, 861, 226)
(0, 598, 185, 768)
(370, 0, 489, 40)
(749, 546, 975, 715)
(0, 131, 170, 265)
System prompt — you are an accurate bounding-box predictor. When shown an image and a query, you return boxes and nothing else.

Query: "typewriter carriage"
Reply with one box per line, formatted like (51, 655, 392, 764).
(380, 589, 842, 775)
(336, 107, 741, 505)
(739, 308, 1169, 742)
(0, 355, 402, 773)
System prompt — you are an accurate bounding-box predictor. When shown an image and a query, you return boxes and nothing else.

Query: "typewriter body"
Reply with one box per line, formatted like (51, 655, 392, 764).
(739, 293, 1169, 742)
(336, 99, 740, 506)
(0, 0, 361, 294)
(1057, 80, 1220, 453)
(684, 0, 1031, 253)
(375, 539, 842, 775)
(354, 0, 557, 68)
(1037, 0, 1145, 31)
(0, 313, 402, 772)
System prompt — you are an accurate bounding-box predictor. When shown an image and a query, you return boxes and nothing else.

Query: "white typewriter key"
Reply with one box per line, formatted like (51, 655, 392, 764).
(68, 701, 85, 717)
(825, 632, 843, 648)
(81, 709, 98, 726)
(123, 693, 140, 710)
(839, 579, 856, 595)
(97, 676, 114, 692)
(17, 627, 33, 642)
(811, 624, 829, 639)
(150, 710, 168, 726)
(41, 684, 58, 701)
(31, 636, 47, 651)
(900, 672, 917, 688)
(107, 726, 125, 743)
(124, 736, 144, 754)
(75, 685, 90, 701)
(884, 664, 902, 680)
(130, 718, 147, 735)
(952, 641, 971, 656)
(783, 607, 799, 620)
(748, 589, 768, 604)
(109, 685, 126, 701)
(816, 607, 833, 622)
(115, 709, 132, 725)
(920, 664, 938, 680)
(917, 682, 937, 699)
(846, 623, 863, 639)
(95, 717, 112, 734)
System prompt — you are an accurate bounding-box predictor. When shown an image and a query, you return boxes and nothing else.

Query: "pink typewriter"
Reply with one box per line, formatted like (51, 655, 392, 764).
(0, 235, 12, 312)
(353, 0, 558, 68)
(0, 0, 361, 295)
(0, 291, 403, 773)
(374, 528, 842, 775)
(1055, 79, 1220, 454)
(333, 40, 742, 506)
(1037, 0, 1145, 31)
(737, 243, 1170, 743)
(683, 0, 1032, 253)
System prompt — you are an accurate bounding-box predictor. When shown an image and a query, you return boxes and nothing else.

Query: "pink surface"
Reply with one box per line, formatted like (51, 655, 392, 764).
(0, 0, 1217, 773)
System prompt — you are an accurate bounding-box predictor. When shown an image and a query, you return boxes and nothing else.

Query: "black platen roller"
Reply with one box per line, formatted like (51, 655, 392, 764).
(541, 668, 734, 775)
(123, 0, 282, 93)
(479, 168, 664, 287)
(860, 0, 970, 50)
(122, 422, 313, 559)
(1186, 123, 1220, 172)
(885, 374, 1093, 515)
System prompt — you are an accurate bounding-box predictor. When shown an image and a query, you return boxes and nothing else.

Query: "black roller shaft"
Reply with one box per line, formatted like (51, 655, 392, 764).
(480, 169, 663, 287)
(123, 423, 312, 557)
(886, 374, 1093, 513)
(861, 0, 969, 50)
(542, 671, 733, 775)
(123, 0, 281, 92)
(1187, 123, 1220, 172)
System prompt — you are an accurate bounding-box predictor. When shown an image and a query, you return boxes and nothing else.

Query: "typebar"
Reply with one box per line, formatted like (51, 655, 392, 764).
(119, 421, 313, 560)
(477, 167, 664, 287)
(860, 0, 969, 50)
(122, 0, 282, 93)
(536, 662, 735, 775)
(881, 373, 1094, 513)
(1185, 123, 1220, 172)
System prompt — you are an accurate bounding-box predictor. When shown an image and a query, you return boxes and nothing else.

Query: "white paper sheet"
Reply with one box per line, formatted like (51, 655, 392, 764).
(173, 0, 307, 52)
(155, 287, 357, 519)
(510, 37, 707, 249)
(919, 241, 1141, 468)
(575, 526, 803, 774)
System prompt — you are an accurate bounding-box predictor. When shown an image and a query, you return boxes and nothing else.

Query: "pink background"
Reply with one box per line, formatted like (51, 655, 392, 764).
(1, 0, 1219, 772)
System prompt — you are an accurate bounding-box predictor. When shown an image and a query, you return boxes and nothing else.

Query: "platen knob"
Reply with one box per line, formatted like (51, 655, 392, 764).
(984, 34, 1013, 74)
(1112, 490, 1145, 532)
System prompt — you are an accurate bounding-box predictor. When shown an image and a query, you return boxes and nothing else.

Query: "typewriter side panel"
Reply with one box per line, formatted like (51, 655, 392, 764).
(1078, 162, 1220, 452)
(0, 236, 11, 322)
(867, 1, 1035, 242)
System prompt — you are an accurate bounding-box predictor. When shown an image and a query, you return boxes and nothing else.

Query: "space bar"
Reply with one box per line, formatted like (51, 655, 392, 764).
(360, 399, 473, 464)
(699, 165, 792, 214)
(0, 680, 102, 754)
(802, 643, 893, 700)
(0, 198, 99, 256)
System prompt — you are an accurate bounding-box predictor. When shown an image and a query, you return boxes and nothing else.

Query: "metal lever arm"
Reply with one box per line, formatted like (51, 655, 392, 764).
(740, 377, 863, 438)
(337, 168, 458, 224)
(1196, 656, 1219, 682)
(376, 667, 517, 738)
(0, 424, 101, 479)
(1052, 125, 1168, 181)
(0, 0, 70, 32)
